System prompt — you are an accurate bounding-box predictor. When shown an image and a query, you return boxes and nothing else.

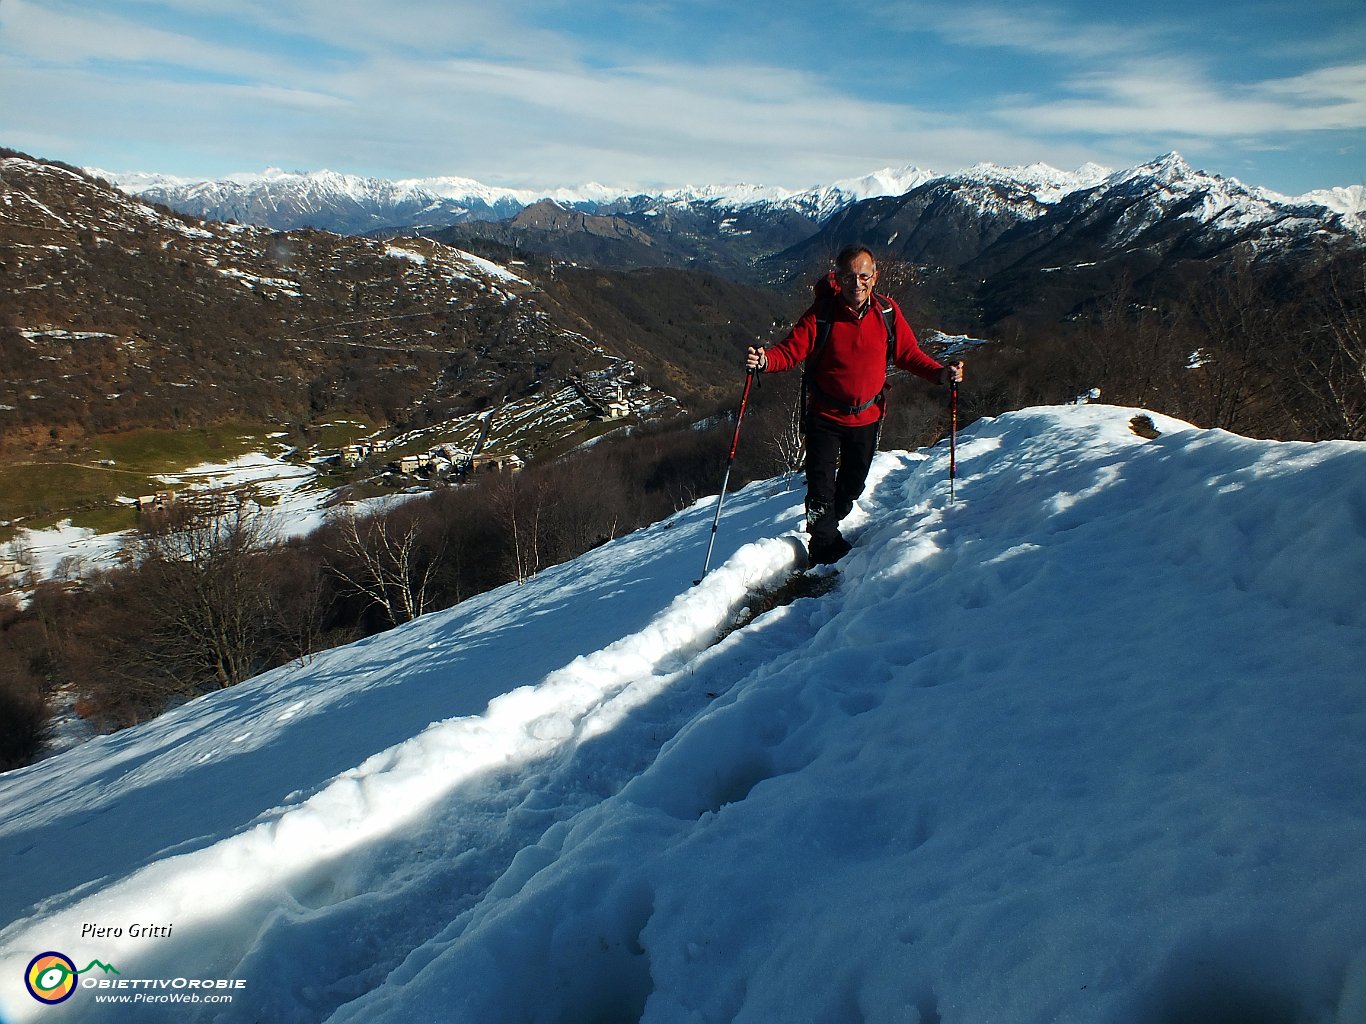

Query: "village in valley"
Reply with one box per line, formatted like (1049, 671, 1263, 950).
(0, 361, 665, 599)
(335, 366, 646, 483)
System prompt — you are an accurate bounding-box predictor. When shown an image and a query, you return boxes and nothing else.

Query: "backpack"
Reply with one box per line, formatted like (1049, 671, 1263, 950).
(801, 272, 898, 427)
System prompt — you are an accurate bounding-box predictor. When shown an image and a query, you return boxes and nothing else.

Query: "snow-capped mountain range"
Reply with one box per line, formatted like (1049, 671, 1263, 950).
(96, 153, 1364, 239)
(94, 162, 947, 233)
(94, 163, 925, 220)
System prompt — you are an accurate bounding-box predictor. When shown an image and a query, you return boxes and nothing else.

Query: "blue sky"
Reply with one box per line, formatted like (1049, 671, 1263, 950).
(1, 0, 1363, 194)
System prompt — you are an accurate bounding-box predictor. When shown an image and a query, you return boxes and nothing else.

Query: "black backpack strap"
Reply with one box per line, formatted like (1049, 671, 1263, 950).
(877, 296, 896, 355)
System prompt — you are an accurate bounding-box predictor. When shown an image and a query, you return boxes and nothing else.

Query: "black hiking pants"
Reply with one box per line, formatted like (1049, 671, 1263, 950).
(804, 415, 880, 544)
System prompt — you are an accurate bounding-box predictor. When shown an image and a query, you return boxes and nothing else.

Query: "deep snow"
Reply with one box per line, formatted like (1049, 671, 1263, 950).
(1, 405, 1364, 1024)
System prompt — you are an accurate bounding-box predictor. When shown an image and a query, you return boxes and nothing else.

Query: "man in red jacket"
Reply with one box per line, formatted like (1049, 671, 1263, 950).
(747, 245, 964, 564)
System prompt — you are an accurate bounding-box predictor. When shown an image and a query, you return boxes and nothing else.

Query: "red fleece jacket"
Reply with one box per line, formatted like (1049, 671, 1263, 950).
(763, 280, 944, 428)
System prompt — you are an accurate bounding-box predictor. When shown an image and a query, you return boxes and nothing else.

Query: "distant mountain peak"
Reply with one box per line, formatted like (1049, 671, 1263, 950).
(1141, 151, 1196, 178)
(1297, 184, 1366, 219)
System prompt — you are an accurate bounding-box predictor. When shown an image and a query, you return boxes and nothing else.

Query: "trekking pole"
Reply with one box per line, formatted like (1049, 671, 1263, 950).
(949, 375, 959, 503)
(695, 368, 758, 584)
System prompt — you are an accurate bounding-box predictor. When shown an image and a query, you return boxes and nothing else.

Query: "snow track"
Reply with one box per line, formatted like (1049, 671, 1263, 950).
(3, 405, 1365, 1024)
(0, 470, 813, 1022)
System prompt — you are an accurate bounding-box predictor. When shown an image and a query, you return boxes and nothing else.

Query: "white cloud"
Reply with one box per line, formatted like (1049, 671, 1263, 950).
(1003, 60, 1366, 139)
(1, 0, 289, 80)
(1, 0, 1359, 192)
(1259, 63, 1366, 127)
(214, 0, 585, 65)
(879, 0, 1170, 61)
(875, 0, 1366, 154)
(321, 55, 934, 185)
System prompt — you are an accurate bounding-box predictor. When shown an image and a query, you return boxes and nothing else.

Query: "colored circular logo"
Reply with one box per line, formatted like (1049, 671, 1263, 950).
(25, 952, 78, 1004)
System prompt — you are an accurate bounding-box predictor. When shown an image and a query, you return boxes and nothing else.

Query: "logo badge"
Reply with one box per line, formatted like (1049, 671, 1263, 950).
(25, 952, 79, 1004)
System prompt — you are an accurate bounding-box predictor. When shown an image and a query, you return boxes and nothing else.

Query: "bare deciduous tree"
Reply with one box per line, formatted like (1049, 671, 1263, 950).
(1295, 256, 1366, 440)
(129, 494, 281, 692)
(766, 401, 806, 476)
(0, 598, 52, 770)
(327, 504, 440, 625)
(266, 543, 333, 665)
(1179, 258, 1282, 432)
(488, 473, 546, 584)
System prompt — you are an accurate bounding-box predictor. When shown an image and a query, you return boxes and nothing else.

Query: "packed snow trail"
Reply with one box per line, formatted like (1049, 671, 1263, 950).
(2, 405, 1365, 1024)
(0, 489, 791, 930)
(0, 458, 817, 1021)
(0, 472, 808, 1021)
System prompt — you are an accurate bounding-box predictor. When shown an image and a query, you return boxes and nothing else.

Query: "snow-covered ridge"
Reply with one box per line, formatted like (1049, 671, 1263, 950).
(963, 159, 1111, 202)
(95, 159, 1112, 221)
(1093, 152, 1366, 239)
(95, 152, 1364, 240)
(1, 404, 1363, 1024)
(1287, 183, 1366, 219)
(90, 165, 637, 224)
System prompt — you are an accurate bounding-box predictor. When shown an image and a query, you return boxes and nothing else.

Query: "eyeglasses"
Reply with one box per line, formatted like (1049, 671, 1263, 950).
(839, 271, 876, 284)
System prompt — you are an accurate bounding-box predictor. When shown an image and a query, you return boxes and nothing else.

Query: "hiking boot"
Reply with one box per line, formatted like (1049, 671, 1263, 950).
(808, 534, 852, 566)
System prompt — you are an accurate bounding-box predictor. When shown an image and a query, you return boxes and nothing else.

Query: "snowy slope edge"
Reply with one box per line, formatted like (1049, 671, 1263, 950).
(0, 405, 1364, 1024)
